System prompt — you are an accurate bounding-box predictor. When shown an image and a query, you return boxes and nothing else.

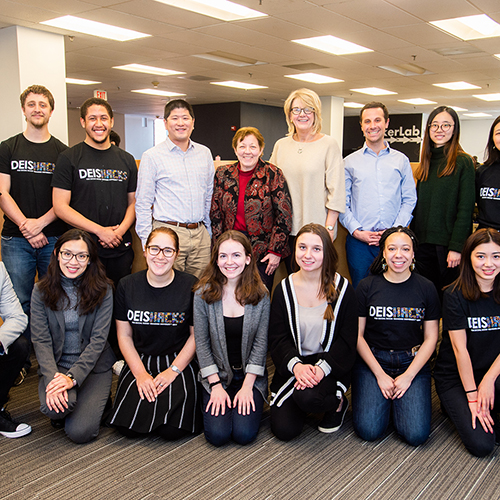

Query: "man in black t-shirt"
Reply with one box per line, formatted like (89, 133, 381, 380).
(52, 97, 137, 287)
(0, 85, 67, 379)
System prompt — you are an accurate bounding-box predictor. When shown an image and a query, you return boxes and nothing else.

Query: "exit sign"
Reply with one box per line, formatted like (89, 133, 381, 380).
(94, 90, 107, 100)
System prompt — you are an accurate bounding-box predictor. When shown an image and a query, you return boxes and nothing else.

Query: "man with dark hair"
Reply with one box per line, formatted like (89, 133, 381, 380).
(52, 98, 137, 287)
(0, 84, 67, 382)
(136, 99, 214, 278)
(339, 101, 416, 288)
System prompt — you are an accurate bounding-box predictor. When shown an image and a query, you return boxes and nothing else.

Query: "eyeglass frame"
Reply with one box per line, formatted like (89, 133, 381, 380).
(429, 122, 454, 132)
(59, 250, 90, 263)
(290, 107, 315, 116)
(146, 245, 177, 258)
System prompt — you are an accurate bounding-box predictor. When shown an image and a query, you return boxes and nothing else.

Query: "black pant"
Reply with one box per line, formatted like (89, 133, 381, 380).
(0, 335, 29, 408)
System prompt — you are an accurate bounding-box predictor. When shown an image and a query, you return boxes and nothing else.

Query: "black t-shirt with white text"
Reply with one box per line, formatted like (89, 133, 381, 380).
(356, 273, 441, 350)
(52, 142, 137, 257)
(476, 161, 500, 230)
(0, 133, 67, 237)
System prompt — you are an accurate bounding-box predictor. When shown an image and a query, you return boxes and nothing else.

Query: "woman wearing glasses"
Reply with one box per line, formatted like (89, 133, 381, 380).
(31, 229, 115, 443)
(108, 227, 201, 439)
(411, 106, 475, 300)
(270, 89, 345, 269)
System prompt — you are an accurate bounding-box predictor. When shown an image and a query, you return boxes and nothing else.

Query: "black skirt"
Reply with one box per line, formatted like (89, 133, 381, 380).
(109, 353, 201, 434)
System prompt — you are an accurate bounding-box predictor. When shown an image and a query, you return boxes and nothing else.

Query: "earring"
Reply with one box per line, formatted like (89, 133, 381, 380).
(381, 258, 388, 272)
(410, 258, 416, 272)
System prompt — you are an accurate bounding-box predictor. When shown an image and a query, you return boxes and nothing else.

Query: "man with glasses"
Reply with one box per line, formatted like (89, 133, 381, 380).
(339, 102, 417, 288)
(135, 99, 214, 279)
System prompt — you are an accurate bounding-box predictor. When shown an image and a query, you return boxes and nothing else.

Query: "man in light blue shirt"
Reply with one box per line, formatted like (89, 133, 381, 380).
(136, 100, 214, 278)
(339, 102, 417, 288)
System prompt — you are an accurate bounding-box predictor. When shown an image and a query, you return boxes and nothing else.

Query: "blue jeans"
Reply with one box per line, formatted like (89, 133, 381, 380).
(202, 370, 264, 447)
(345, 234, 379, 289)
(351, 348, 431, 446)
(1, 235, 58, 340)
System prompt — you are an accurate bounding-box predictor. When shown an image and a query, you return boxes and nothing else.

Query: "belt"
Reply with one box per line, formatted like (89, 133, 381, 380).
(161, 221, 202, 229)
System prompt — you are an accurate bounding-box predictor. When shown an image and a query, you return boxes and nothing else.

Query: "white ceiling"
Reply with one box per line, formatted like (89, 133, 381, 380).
(2, 0, 500, 118)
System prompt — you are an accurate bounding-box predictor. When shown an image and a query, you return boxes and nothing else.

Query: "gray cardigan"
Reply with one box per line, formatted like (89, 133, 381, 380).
(31, 283, 115, 388)
(193, 289, 270, 400)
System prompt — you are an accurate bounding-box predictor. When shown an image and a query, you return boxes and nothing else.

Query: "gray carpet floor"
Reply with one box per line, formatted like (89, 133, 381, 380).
(1, 359, 500, 500)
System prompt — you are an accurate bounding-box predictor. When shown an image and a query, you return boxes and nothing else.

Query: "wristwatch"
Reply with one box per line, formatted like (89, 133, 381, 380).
(66, 372, 77, 387)
(171, 365, 182, 375)
(326, 225, 334, 231)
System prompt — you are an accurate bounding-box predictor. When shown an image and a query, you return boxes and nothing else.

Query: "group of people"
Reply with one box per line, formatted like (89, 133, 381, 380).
(0, 84, 500, 460)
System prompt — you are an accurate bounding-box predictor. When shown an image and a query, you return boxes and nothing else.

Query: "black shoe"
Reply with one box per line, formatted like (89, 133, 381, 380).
(318, 398, 349, 434)
(0, 408, 32, 438)
(14, 367, 28, 386)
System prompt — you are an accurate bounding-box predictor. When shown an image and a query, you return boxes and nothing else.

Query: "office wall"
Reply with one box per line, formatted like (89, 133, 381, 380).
(461, 118, 496, 162)
(124, 115, 155, 160)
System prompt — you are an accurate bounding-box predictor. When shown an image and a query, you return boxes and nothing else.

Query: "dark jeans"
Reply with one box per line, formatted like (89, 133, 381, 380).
(351, 349, 432, 446)
(345, 234, 380, 289)
(202, 370, 264, 447)
(438, 379, 500, 457)
(271, 375, 341, 441)
(0, 335, 29, 408)
(415, 243, 459, 303)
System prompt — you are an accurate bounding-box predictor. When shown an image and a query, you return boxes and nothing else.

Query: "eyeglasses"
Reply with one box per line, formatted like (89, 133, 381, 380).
(147, 245, 176, 258)
(291, 107, 315, 115)
(429, 122, 454, 132)
(59, 250, 89, 263)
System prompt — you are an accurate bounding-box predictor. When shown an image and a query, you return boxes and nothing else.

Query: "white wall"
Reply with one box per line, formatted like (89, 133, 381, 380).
(124, 115, 155, 160)
(460, 118, 496, 163)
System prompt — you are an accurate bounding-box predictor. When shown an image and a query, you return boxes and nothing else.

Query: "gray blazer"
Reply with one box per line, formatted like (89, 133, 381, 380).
(193, 289, 270, 400)
(31, 283, 115, 388)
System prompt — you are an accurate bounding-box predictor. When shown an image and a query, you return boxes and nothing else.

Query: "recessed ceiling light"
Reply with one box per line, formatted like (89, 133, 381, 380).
(66, 78, 101, 85)
(398, 98, 437, 105)
(433, 81, 481, 90)
(430, 14, 500, 40)
(378, 63, 431, 76)
(210, 81, 267, 90)
(284, 73, 343, 84)
(344, 102, 364, 109)
(41, 16, 150, 41)
(473, 93, 500, 101)
(448, 106, 468, 112)
(495, 54, 500, 60)
(464, 112, 492, 117)
(350, 87, 396, 96)
(193, 52, 264, 67)
(131, 89, 186, 96)
(113, 64, 185, 76)
(292, 35, 372, 56)
(153, 0, 267, 21)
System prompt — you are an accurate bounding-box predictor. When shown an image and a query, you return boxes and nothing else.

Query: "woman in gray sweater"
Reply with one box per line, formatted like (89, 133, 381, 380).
(194, 230, 269, 446)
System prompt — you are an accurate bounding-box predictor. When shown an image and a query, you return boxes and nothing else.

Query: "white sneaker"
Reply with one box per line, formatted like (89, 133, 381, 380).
(112, 359, 125, 376)
(0, 409, 32, 438)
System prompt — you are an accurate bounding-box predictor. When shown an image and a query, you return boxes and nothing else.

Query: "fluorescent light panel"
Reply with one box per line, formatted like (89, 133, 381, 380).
(132, 89, 186, 96)
(284, 73, 343, 84)
(113, 64, 185, 76)
(430, 14, 500, 40)
(378, 63, 431, 76)
(66, 78, 101, 85)
(292, 35, 372, 56)
(344, 102, 364, 109)
(210, 81, 267, 90)
(193, 52, 263, 67)
(448, 106, 468, 112)
(153, 0, 267, 21)
(350, 87, 396, 96)
(398, 98, 437, 105)
(41, 16, 150, 41)
(473, 93, 500, 101)
(495, 54, 500, 60)
(464, 113, 492, 117)
(433, 81, 480, 90)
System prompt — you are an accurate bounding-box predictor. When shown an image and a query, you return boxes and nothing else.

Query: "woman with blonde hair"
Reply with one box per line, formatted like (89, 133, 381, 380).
(270, 89, 345, 270)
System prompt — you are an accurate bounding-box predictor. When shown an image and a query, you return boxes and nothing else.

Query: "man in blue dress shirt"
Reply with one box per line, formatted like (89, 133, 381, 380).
(339, 102, 417, 288)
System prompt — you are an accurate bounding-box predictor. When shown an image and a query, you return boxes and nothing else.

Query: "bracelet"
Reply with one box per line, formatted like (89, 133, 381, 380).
(467, 400, 478, 404)
(465, 389, 477, 394)
(209, 380, 222, 389)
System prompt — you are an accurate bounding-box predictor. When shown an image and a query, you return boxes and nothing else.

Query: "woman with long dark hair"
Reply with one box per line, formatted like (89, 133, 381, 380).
(269, 223, 357, 440)
(411, 106, 475, 300)
(194, 230, 269, 446)
(435, 228, 500, 457)
(31, 229, 115, 443)
(109, 227, 201, 439)
(352, 226, 440, 446)
(476, 116, 500, 231)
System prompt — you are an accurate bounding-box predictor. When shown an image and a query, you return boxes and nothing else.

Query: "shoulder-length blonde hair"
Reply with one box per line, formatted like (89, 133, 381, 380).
(284, 88, 322, 136)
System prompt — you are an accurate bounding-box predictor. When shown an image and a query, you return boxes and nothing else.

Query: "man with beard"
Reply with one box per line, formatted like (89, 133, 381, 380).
(0, 85, 67, 382)
(52, 98, 137, 288)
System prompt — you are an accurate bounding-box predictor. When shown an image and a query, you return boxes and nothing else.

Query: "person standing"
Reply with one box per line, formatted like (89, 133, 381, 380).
(135, 99, 214, 279)
(52, 97, 137, 288)
(339, 102, 417, 288)
(0, 85, 67, 378)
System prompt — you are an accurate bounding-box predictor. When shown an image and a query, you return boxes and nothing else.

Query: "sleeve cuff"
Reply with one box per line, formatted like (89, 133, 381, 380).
(316, 359, 331, 377)
(245, 363, 265, 376)
(287, 357, 301, 374)
(200, 364, 219, 379)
